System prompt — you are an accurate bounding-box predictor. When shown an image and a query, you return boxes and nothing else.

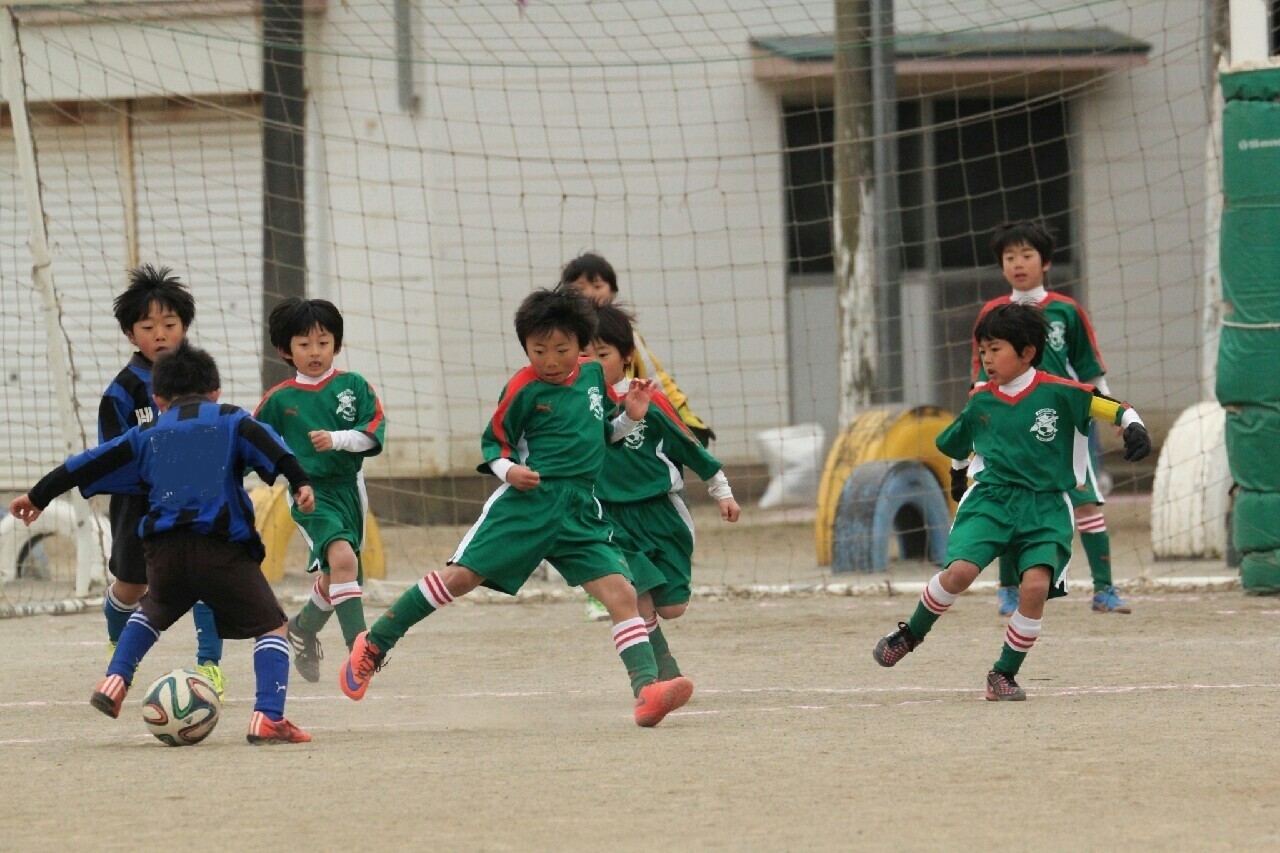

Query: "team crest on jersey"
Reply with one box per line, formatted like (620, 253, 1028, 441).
(134, 407, 154, 426)
(1030, 408, 1059, 442)
(587, 387, 604, 421)
(336, 389, 357, 422)
(1047, 320, 1066, 351)
(624, 421, 647, 450)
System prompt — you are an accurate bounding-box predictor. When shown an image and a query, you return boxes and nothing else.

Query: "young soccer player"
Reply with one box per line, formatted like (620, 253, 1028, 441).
(8, 344, 316, 743)
(590, 305, 740, 679)
(561, 252, 716, 621)
(100, 264, 225, 696)
(966, 221, 1131, 616)
(255, 298, 386, 683)
(338, 287, 695, 727)
(875, 303, 1151, 700)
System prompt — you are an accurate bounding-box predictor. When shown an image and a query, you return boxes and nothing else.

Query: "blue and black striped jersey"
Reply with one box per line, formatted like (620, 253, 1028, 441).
(99, 352, 157, 441)
(30, 398, 310, 560)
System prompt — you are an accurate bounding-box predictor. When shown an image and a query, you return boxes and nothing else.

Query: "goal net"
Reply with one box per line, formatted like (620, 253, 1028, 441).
(0, 0, 1228, 615)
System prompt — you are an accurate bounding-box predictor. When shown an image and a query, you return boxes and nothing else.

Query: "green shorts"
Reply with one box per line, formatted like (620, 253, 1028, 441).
(291, 477, 366, 581)
(602, 495, 696, 607)
(451, 478, 631, 596)
(947, 483, 1073, 595)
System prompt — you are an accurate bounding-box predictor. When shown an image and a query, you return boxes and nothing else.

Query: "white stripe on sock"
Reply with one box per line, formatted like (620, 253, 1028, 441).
(612, 617, 649, 652)
(328, 581, 362, 606)
(1005, 610, 1043, 653)
(310, 577, 334, 612)
(418, 571, 455, 610)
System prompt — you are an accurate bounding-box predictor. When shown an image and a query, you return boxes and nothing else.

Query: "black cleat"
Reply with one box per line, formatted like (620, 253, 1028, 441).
(872, 622, 921, 667)
(286, 615, 324, 683)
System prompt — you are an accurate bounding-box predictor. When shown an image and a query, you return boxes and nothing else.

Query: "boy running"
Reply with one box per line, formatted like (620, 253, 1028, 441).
(875, 303, 1151, 700)
(339, 287, 695, 727)
(100, 264, 225, 695)
(8, 344, 316, 743)
(255, 298, 386, 682)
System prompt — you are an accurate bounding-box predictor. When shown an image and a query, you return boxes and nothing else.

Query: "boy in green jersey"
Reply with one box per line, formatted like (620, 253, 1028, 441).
(340, 288, 696, 727)
(255, 298, 386, 682)
(874, 303, 1151, 701)
(590, 305, 740, 679)
(966, 221, 1131, 615)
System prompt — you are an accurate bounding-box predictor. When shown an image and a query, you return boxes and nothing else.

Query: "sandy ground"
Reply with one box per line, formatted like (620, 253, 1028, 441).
(3, 494, 1273, 850)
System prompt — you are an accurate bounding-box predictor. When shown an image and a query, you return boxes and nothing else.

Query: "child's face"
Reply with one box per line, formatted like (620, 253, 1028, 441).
(589, 339, 629, 385)
(978, 336, 1036, 386)
(525, 329, 580, 385)
(568, 274, 614, 307)
(1000, 242, 1049, 292)
(283, 325, 338, 379)
(126, 301, 187, 363)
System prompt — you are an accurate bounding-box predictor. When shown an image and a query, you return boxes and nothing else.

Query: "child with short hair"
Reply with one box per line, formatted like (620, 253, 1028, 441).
(876, 302, 1151, 700)
(339, 287, 695, 727)
(967, 221, 1131, 616)
(8, 344, 316, 743)
(590, 304, 740, 679)
(255, 298, 386, 683)
(100, 264, 225, 696)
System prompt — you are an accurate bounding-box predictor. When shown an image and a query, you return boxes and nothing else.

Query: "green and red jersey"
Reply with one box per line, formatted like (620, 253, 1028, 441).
(255, 370, 385, 483)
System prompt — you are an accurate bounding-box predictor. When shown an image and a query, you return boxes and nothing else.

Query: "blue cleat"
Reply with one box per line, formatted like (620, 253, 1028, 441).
(997, 586, 1020, 617)
(1091, 586, 1131, 614)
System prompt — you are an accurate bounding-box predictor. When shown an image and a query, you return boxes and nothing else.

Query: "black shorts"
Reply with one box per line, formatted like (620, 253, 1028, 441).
(107, 494, 149, 585)
(141, 531, 286, 640)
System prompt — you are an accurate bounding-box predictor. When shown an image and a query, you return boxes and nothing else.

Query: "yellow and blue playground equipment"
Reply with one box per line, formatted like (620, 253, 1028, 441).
(249, 482, 386, 583)
(815, 406, 955, 574)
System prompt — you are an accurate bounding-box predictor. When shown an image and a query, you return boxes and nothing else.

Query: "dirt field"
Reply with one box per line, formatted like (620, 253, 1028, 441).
(3, 586, 1280, 850)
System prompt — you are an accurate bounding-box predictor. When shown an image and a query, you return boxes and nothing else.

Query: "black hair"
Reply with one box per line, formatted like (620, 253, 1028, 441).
(113, 264, 195, 333)
(990, 220, 1056, 266)
(591, 303, 636, 360)
(515, 287, 597, 350)
(152, 343, 220, 400)
(559, 252, 618, 293)
(974, 302, 1048, 368)
(267, 297, 344, 362)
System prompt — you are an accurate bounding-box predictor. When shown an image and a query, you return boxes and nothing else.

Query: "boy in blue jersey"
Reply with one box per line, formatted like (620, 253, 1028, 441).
(339, 288, 696, 727)
(100, 264, 225, 695)
(872, 303, 1151, 701)
(9, 344, 317, 744)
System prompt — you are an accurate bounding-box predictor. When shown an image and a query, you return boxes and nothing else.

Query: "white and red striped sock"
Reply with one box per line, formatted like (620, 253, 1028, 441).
(309, 577, 334, 612)
(328, 581, 362, 608)
(1005, 610, 1043, 654)
(1077, 515, 1107, 535)
(416, 571, 455, 611)
(612, 617, 650, 652)
(644, 616, 659, 634)
(921, 572, 959, 616)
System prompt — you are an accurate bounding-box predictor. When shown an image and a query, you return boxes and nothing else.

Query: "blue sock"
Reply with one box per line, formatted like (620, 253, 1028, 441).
(103, 586, 136, 644)
(192, 602, 223, 665)
(107, 611, 161, 685)
(253, 635, 290, 721)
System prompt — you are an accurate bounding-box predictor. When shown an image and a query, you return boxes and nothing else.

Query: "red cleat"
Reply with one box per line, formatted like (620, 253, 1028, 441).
(339, 630, 385, 701)
(246, 711, 312, 744)
(634, 676, 694, 727)
(90, 674, 129, 719)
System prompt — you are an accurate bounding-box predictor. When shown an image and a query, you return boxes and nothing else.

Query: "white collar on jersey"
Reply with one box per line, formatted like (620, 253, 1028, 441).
(1010, 286, 1047, 304)
(293, 367, 337, 386)
(998, 366, 1036, 395)
(611, 377, 630, 395)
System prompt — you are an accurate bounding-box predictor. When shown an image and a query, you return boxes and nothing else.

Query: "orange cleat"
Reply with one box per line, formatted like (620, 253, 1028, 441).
(90, 674, 129, 719)
(634, 676, 694, 728)
(339, 630, 385, 701)
(246, 711, 312, 744)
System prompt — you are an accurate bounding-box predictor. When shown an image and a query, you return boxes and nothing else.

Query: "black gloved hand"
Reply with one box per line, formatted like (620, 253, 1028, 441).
(949, 466, 969, 503)
(689, 425, 716, 448)
(1122, 423, 1151, 462)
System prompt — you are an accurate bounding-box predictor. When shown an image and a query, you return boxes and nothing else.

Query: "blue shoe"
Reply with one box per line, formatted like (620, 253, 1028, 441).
(997, 586, 1020, 617)
(1091, 586, 1131, 614)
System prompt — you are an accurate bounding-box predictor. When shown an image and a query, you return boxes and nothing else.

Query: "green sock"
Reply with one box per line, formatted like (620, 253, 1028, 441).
(649, 625, 681, 680)
(997, 553, 1019, 588)
(993, 644, 1028, 676)
(334, 598, 368, 650)
(905, 600, 942, 640)
(1080, 530, 1112, 590)
(368, 583, 435, 653)
(620, 642, 659, 697)
(295, 599, 333, 635)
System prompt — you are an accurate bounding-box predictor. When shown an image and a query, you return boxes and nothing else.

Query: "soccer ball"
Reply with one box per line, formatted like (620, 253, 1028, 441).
(141, 668, 221, 746)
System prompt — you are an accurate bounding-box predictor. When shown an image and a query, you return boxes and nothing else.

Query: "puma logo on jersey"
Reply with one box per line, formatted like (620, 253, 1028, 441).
(283, 408, 298, 416)
(1030, 408, 1059, 442)
(536, 403, 553, 413)
(134, 407, 154, 426)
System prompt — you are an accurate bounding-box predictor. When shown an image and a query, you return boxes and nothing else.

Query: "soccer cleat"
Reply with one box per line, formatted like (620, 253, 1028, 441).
(339, 630, 385, 701)
(286, 615, 324, 683)
(634, 676, 695, 728)
(984, 670, 1027, 701)
(1091, 586, 1132, 614)
(195, 662, 227, 699)
(997, 586, 1020, 617)
(90, 674, 129, 719)
(583, 594, 611, 623)
(872, 622, 921, 667)
(246, 711, 312, 745)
